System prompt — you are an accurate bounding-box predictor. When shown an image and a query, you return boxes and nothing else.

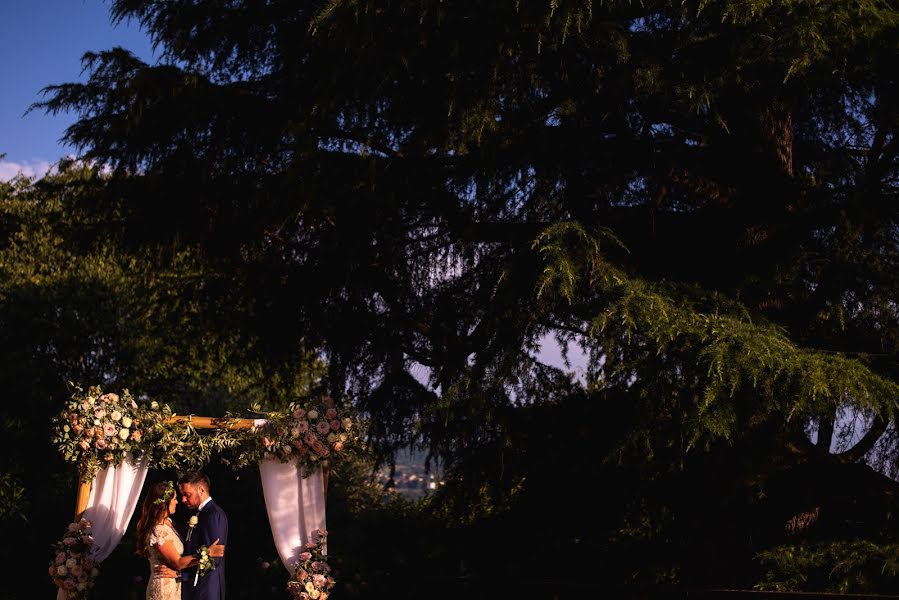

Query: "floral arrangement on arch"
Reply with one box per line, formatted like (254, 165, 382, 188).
(48, 518, 98, 599)
(237, 395, 363, 475)
(49, 382, 203, 480)
(50, 383, 148, 482)
(287, 529, 335, 600)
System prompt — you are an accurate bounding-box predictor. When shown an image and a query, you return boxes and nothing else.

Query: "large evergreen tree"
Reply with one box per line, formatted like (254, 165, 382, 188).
(29, 0, 899, 595)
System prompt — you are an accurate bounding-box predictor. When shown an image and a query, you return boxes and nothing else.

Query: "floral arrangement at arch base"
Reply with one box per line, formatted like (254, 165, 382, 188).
(49, 517, 98, 599)
(287, 529, 335, 600)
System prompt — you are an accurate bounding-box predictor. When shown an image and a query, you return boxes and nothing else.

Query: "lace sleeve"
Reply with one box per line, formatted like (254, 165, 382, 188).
(149, 524, 172, 548)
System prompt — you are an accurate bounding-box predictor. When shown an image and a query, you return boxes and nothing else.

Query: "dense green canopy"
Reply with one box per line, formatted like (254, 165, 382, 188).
(7, 0, 899, 596)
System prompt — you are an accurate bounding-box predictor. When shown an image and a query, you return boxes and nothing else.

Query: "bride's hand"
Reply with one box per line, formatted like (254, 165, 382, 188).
(209, 537, 225, 557)
(154, 564, 178, 579)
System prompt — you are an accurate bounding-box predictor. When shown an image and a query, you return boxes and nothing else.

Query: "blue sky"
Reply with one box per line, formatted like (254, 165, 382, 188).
(1, 0, 155, 180)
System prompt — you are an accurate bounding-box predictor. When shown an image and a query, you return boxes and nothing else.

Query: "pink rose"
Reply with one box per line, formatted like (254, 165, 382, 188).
(298, 552, 312, 562)
(316, 420, 330, 435)
(103, 422, 116, 437)
(296, 568, 308, 581)
(333, 441, 344, 452)
(79, 439, 91, 451)
(292, 408, 306, 419)
(325, 408, 337, 420)
(297, 420, 309, 433)
(311, 439, 330, 457)
(56, 552, 66, 564)
(94, 408, 106, 419)
(312, 574, 327, 587)
(95, 439, 107, 450)
(260, 561, 270, 570)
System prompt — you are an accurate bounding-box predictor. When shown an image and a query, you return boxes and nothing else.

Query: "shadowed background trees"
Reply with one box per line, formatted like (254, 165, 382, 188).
(2, 0, 898, 598)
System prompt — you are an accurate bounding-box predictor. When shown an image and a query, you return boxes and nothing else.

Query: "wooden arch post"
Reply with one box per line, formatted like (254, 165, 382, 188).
(74, 415, 329, 519)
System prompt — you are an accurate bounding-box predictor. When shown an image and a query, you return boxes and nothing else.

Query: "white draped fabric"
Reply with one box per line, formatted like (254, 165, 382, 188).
(84, 454, 149, 561)
(56, 454, 149, 599)
(259, 457, 326, 574)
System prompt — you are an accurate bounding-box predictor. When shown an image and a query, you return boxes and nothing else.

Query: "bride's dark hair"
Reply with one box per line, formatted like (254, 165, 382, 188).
(135, 481, 174, 557)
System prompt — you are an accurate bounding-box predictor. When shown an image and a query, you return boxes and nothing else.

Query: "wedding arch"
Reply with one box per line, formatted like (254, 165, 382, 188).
(49, 384, 361, 599)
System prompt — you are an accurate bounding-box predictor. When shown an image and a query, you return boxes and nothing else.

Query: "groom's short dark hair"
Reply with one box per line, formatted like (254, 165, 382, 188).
(179, 470, 211, 492)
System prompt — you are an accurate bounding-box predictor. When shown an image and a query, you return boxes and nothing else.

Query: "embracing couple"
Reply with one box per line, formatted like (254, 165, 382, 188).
(135, 471, 229, 600)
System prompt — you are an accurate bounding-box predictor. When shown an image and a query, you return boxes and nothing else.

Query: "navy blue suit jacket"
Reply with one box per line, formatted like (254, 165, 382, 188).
(181, 499, 228, 600)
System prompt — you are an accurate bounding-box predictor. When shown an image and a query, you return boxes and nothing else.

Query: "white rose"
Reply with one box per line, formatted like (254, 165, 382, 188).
(326, 433, 337, 443)
(93, 419, 101, 426)
(118, 428, 130, 440)
(307, 410, 319, 420)
(56, 565, 68, 576)
(110, 410, 122, 422)
(338, 433, 348, 442)
(341, 418, 352, 430)
(150, 401, 159, 410)
(121, 416, 132, 428)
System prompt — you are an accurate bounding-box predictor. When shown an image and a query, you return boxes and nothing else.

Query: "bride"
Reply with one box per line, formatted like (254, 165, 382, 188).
(136, 481, 224, 600)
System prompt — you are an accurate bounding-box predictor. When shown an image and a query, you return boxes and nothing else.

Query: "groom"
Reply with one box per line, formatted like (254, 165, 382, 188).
(157, 470, 229, 600)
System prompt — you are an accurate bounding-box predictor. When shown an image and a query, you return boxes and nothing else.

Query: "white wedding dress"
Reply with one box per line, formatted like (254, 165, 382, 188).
(146, 522, 182, 600)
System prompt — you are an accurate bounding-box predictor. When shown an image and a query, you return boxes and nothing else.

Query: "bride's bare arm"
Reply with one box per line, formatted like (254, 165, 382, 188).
(154, 539, 225, 575)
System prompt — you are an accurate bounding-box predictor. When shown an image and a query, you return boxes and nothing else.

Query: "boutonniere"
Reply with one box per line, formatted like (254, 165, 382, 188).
(187, 515, 199, 541)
